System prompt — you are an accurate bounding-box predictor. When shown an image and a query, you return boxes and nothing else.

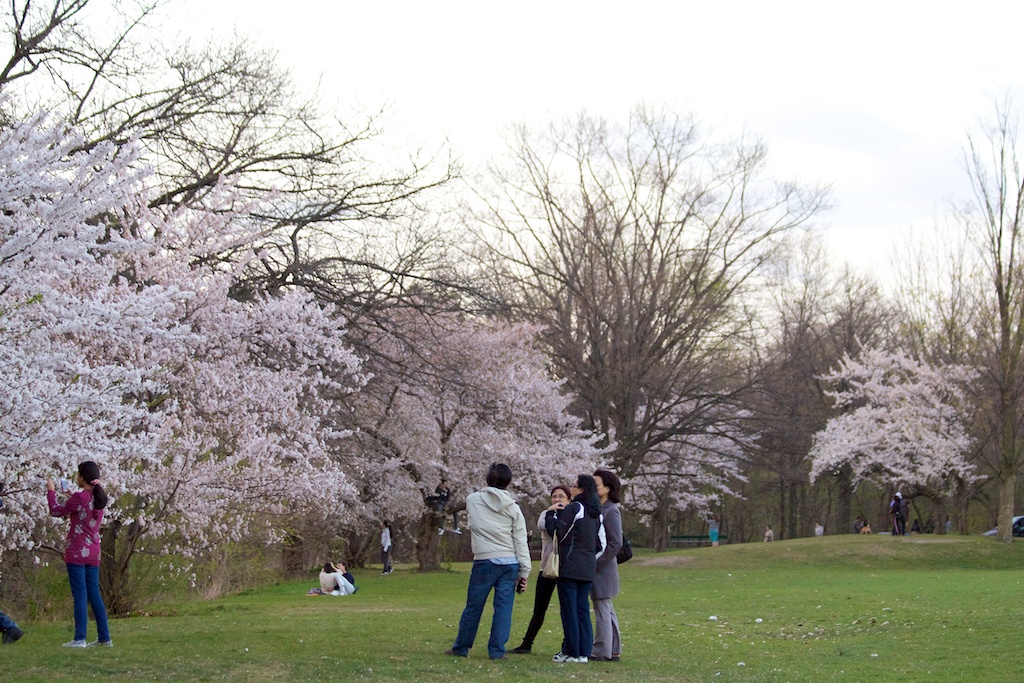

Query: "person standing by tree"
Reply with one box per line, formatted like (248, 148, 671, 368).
(549, 474, 602, 664)
(591, 469, 623, 662)
(380, 521, 394, 575)
(708, 513, 721, 547)
(890, 492, 906, 537)
(764, 525, 774, 542)
(446, 464, 530, 660)
(510, 484, 571, 655)
(46, 461, 111, 648)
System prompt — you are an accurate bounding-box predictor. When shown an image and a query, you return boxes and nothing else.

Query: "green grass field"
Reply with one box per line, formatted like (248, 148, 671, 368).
(2, 534, 1023, 682)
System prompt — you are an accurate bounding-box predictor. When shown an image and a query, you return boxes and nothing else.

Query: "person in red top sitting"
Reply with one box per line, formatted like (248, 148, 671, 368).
(46, 461, 112, 648)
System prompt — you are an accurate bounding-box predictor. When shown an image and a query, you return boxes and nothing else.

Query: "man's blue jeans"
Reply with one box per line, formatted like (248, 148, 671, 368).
(451, 560, 519, 659)
(0, 609, 18, 631)
(67, 563, 110, 643)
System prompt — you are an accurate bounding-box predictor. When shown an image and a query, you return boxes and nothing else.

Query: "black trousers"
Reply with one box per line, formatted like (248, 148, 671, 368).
(518, 574, 558, 648)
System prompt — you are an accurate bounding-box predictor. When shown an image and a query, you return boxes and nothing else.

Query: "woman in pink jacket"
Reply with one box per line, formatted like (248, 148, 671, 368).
(46, 461, 111, 648)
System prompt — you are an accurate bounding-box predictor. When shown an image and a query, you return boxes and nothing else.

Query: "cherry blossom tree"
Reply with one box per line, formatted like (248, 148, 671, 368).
(0, 114, 365, 609)
(626, 416, 748, 551)
(808, 347, 979, 524)
(340, 315, 603, 570)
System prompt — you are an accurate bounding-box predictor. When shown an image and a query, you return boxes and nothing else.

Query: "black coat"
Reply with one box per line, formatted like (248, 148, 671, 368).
(546, 494, 601, 582)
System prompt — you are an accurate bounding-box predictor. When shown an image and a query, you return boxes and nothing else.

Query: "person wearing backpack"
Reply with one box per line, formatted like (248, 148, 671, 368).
(591, 469, 623, 662)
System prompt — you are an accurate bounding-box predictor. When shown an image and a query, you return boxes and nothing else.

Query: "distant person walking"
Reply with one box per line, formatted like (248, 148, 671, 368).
(446, 464, 531, 660)
(46, 461, 112, 648)
(814, 522, 824, 537)
(764, 525, 774, 542)
(890, 492, 906, 537)
(381, 521, 394, 575)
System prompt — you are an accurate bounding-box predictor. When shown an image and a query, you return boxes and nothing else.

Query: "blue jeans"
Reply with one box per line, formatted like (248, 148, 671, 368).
(0, 608, 18, 631)
(451, 560, 519, 659)
(67, 563, 110, 643)
(557, 578, 593, 658)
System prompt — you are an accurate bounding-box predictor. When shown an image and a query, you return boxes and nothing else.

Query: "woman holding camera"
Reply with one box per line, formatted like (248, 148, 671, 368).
(509, 484, 571, 654)
(46, 461, 111, 648)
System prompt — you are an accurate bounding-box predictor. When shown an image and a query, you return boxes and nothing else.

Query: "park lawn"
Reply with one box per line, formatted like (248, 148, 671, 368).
(2, 534, 1023, 682)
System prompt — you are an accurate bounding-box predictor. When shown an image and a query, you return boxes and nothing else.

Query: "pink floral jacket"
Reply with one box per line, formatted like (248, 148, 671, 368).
(47, 490, 104, 566)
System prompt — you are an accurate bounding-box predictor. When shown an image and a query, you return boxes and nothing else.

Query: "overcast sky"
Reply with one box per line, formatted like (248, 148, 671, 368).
(175, 0, 1024, 275)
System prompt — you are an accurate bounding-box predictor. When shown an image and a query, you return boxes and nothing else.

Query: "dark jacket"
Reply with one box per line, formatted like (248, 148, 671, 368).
(546, 494, 601, 582)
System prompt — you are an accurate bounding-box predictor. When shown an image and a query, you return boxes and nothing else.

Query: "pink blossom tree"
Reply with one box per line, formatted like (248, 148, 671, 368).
(808, 347, 979, 528)
(0, 115, 364, 608)
(342, 316, 603, 570)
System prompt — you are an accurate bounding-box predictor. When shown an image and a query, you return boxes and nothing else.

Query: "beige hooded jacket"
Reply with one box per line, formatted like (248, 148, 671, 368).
(465, 486, 531, 579)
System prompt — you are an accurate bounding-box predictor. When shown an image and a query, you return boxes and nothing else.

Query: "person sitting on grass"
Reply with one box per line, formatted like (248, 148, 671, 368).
(1, 608, 23, 644)
(318, 561, 358, 595)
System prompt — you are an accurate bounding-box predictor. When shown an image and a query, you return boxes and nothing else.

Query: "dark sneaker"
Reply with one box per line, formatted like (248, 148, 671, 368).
(2, 626, 24, 644)
(509, 645, 532, 654)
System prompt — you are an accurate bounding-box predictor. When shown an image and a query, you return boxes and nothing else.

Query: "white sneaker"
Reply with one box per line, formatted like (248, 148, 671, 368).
(88, 640, 114, 647)
(438, 528, 444, 535)
(452, 528, 462, 534)
(552, 652, 571, 662)
(62, 639, 87, 648)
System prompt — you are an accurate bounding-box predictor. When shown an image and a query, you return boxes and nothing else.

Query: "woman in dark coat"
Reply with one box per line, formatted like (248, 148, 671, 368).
(591, 469, 623, 661)
(546, 474, 602, 663)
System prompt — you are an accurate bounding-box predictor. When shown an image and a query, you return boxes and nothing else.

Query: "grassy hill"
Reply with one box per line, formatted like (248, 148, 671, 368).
(3, 534, 1023, 682)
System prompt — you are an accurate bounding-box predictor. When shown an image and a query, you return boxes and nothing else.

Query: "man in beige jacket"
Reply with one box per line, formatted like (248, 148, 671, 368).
(446, 463, 531, 660)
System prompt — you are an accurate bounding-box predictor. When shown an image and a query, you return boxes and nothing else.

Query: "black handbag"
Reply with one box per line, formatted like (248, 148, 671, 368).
(616, 538, 633, 564)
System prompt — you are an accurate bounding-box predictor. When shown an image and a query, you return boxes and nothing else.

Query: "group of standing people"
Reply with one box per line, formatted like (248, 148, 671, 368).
(445, 463, 623, 664)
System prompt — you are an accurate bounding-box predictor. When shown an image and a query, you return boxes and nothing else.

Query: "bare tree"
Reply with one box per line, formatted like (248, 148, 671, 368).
(0, 1, 460, 312)
(471, 107, 828, 546)
(960, 95, 1024, 542)
(746, 236, 893, 539)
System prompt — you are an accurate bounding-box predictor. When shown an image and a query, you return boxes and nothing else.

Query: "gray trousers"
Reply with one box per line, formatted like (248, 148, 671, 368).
(591, 597, 620, 659)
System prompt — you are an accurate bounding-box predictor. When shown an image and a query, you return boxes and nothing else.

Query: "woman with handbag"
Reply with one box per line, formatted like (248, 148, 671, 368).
(509, 485, 571, 655)
(591, 469, 623, 662)
(547, 474, 601, 664)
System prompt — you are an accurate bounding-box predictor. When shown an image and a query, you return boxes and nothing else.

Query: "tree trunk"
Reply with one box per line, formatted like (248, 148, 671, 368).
(416, 510, 443, 570)
(650, 500, 670, 552)
(786, 479, 801, 539)
(837, 464, 853, 534)
(997, 467, 1016, 543)
(100, 519, 145, 615)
